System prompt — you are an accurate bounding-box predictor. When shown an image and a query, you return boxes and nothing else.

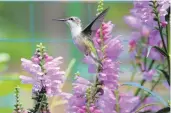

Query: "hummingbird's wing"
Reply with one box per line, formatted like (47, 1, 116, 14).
(82, 7, 109, 38)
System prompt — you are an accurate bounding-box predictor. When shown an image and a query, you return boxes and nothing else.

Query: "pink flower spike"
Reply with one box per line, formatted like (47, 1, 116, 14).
(161, 21, 168, 27)
(31, 57, 40, 64)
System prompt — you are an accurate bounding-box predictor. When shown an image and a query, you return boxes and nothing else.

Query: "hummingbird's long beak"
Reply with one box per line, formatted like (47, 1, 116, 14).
(52, 18, 67, 22)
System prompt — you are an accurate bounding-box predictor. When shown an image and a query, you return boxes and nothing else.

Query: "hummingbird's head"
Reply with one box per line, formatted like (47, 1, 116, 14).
(66, 17, 81, 28)
(53, 16, 82, 37)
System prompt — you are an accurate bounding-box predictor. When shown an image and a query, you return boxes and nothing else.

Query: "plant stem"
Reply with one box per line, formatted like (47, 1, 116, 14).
(157, 20, 168, 53)
(134, 79, 146, 96)
(131, 75, 161, 112)
(148, 60, 155, 70)
(151, 1, 171, 83)
(114, 90, 120, 113)
(152, 1, 167, 53)
(166, 22, 170, 76)
(144, 57, 147, 71)
(157, 18, 170, 76)
(152, 1, 170, 76)
(134, 60, 155, 96)
(37, 92, 46, 113)
(166, 22, 169, 53)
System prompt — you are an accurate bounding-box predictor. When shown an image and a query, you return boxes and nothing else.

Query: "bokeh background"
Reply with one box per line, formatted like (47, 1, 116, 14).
(0, 1, 169, 113)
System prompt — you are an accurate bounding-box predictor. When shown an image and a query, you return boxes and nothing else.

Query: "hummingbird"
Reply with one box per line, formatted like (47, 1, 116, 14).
(53, 8, 109, 66)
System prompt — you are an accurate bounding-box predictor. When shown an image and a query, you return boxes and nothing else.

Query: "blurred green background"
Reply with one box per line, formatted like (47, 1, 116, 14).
(0, 1, 169, 113)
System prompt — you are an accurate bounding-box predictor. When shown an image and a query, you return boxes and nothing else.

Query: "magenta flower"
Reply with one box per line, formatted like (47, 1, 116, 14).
(143, 69, 156, 81)
(119, 93, 140, 113)
(131, 0, 170, 28)
(104, 36, 123, 61)
(142, 97, 161, 112)
(84, 21, 123, 90)
(65, 76, 88, 112)
(93, 21, 123, 60)
(72, 76, 91, 96)
(97, 91, 140, 113)
(20, 56, 65, 96)
(163, 81, 170, 89)
(98, 59, 120, 90)
(96, 87, 116, 113)
(129, 32, 141, 50)
(125, 20, 164, 61)
(124, 16, 142, 30)
(67, 95, 87, 113)
(140, 30, 165, 61)
(65, 76, 102, 113)
(125, 0, 169, 61)
(95, 21, 114, 42)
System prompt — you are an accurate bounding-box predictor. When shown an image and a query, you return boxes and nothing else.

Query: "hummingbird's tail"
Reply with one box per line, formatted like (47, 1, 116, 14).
(89, 52, 102, 68)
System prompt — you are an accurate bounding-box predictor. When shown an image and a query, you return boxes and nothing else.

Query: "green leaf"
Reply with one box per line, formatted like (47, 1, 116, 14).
(153, 46, 169, 58)
(61, 58, 76, 88)
(158, 69, 170, 85)
(135, 103, 159, 113)
(65, 58, 76, 78)
(156, 107, 170, 113)
(122, 82, 168, 106)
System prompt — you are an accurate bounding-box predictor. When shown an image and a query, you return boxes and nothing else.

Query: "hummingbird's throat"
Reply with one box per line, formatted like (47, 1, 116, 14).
(71, 25, 82, 37)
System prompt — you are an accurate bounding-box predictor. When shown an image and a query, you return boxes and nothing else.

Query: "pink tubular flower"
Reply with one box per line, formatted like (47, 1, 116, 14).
(96, 87, 116, 113)
(66, 76, 88, 112)
(128, 32, 141, 52)
(142, 97, 161, 112)
(97, 90, 140, 113)
(20, 56, 65, 96)
(95, 21, 114, 42)
(99, 59, 120, 90)
(124, 16, 142, 30)
(119, 93, 140, 113)
(84, 21, 123, 90)
(96, 22, 123, 90)
(72, 76, 91, 96)
(131, 0, 170, 28)
(125, 19, 164, 61)
(125, 0, 169, 61)
(143, 69, 156, 81)
(104, 37, 123, 61)
(65, 76, 102, 113)
(93, 21, 123, 60)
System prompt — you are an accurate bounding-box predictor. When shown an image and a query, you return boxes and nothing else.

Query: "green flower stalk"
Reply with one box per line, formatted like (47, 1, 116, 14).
(28, 43, 50, 113)
(97, 0, 104, 15)
(13, 86, 25, 113)
(29, 87, 50, 113)
(150, 0, 170, 80)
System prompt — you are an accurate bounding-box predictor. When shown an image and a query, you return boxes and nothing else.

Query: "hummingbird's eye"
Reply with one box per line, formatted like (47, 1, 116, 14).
(69, 18, 74, 21)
